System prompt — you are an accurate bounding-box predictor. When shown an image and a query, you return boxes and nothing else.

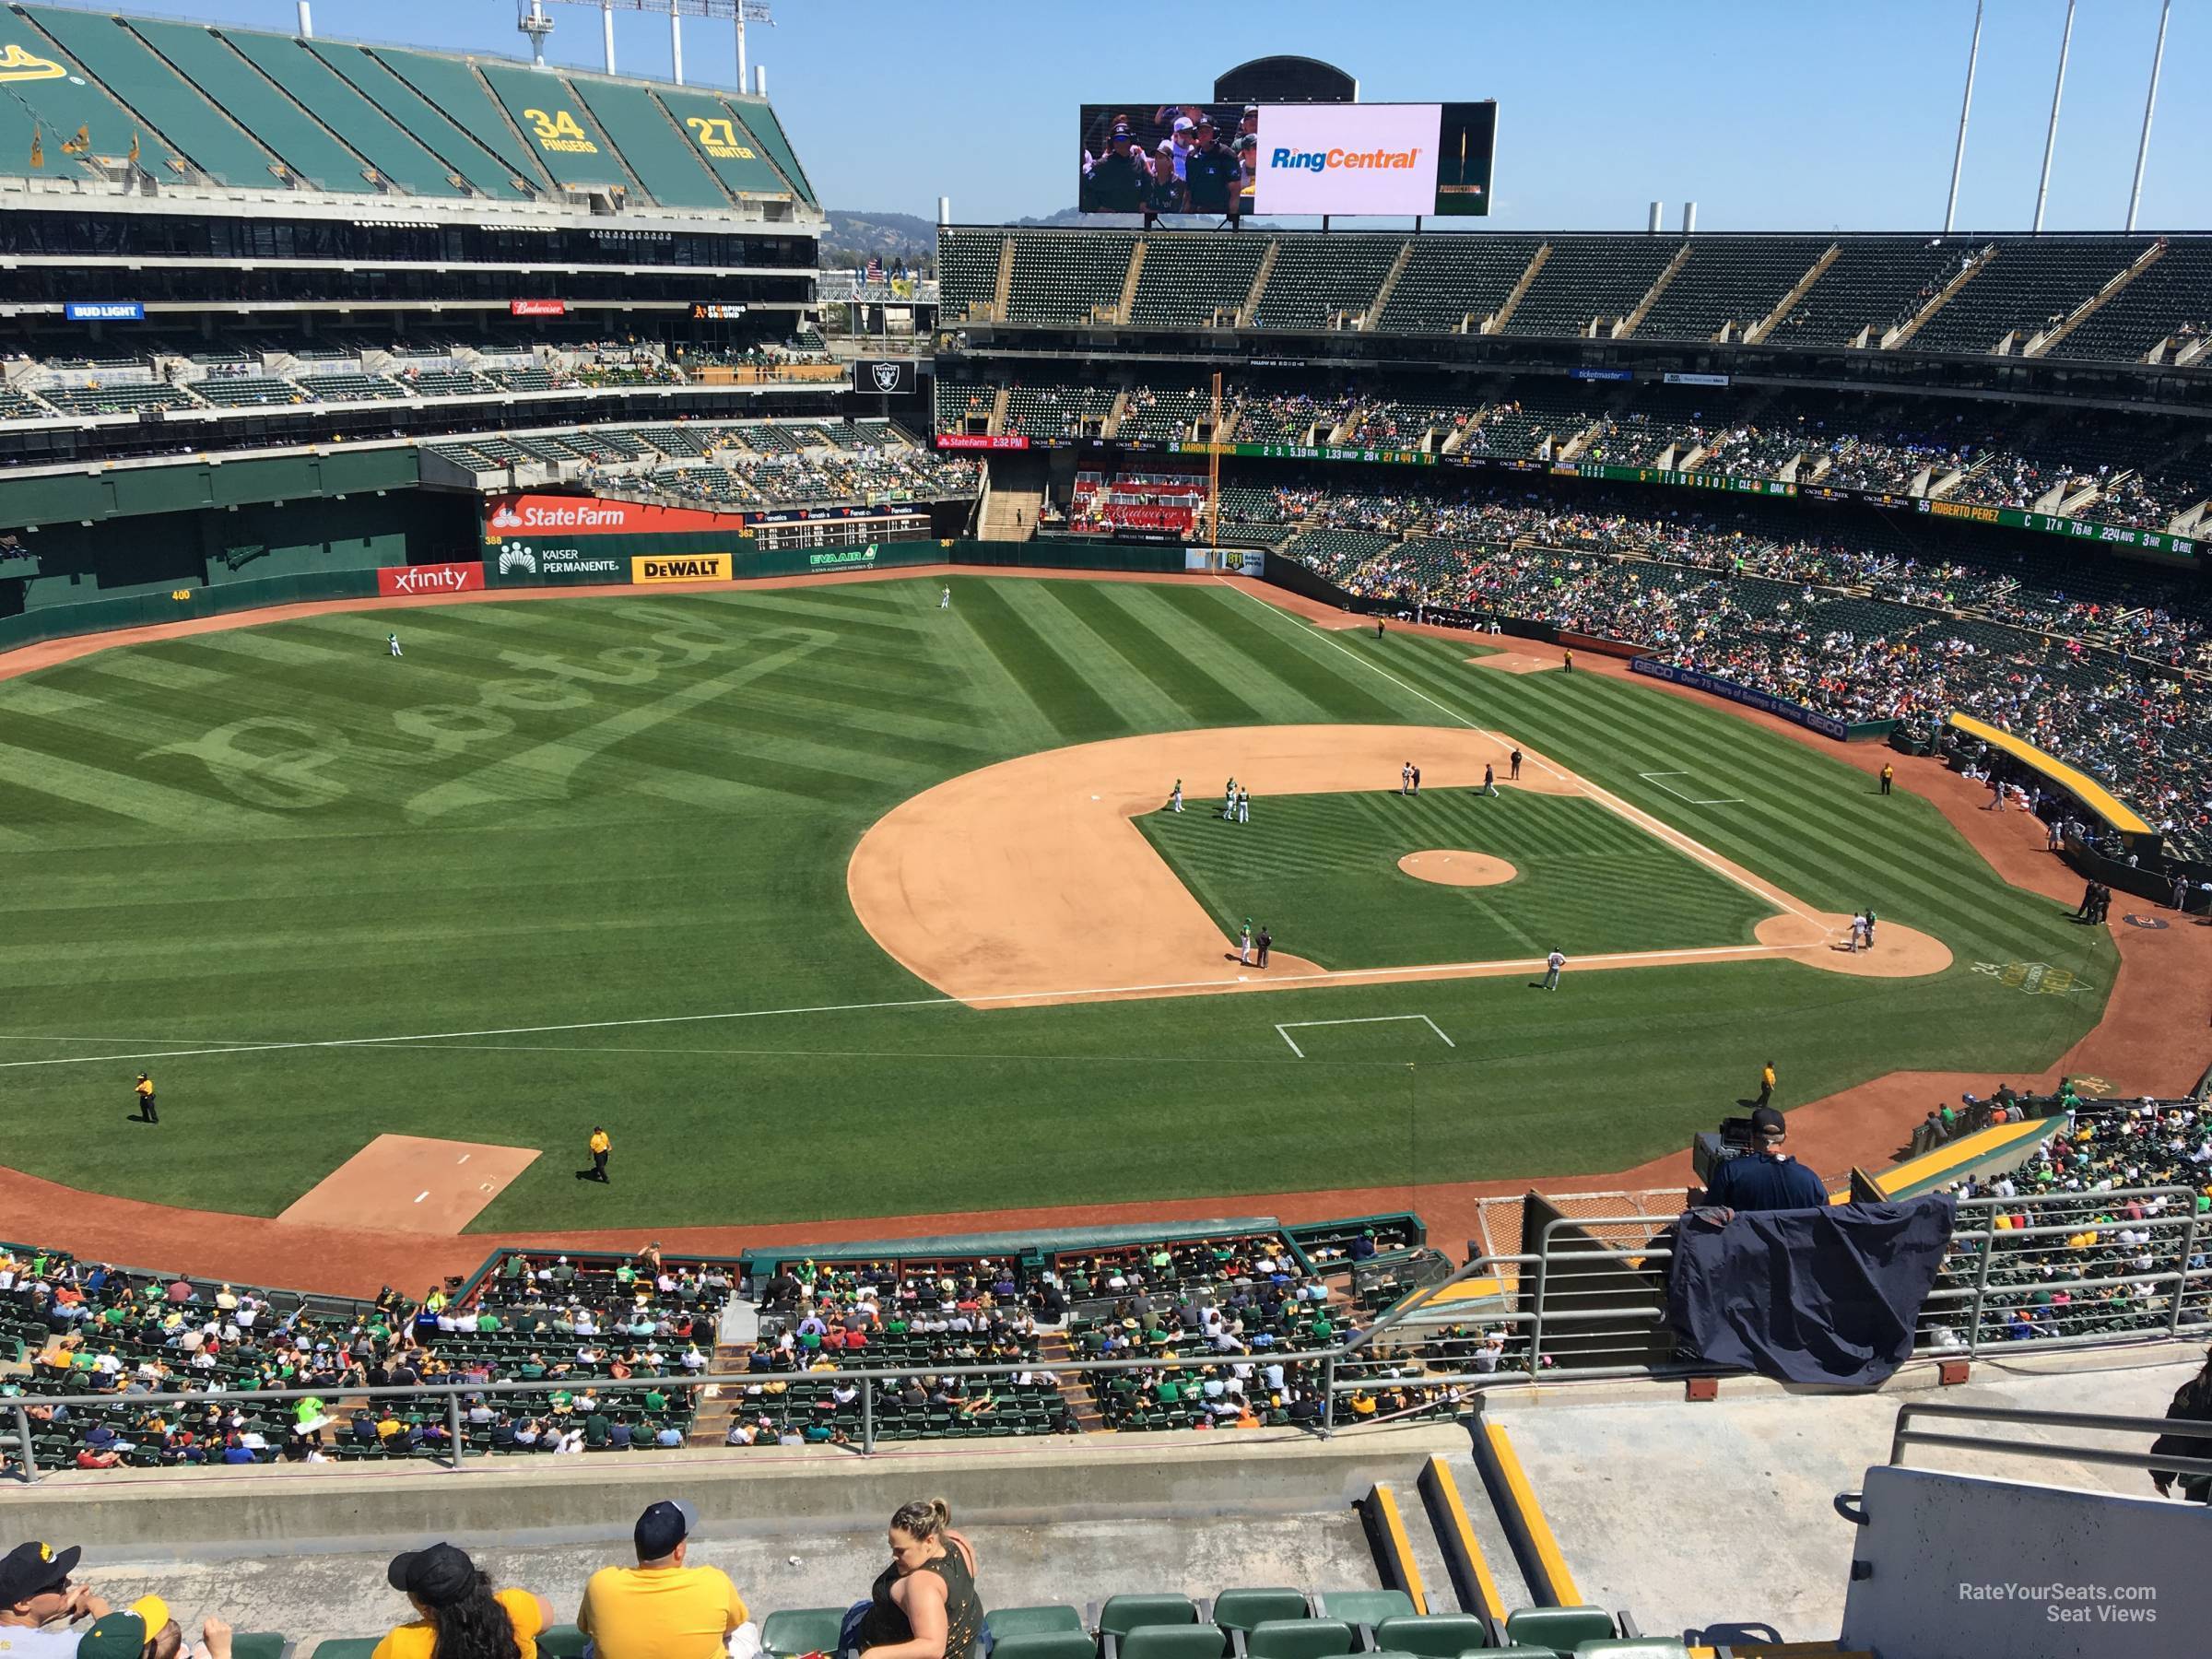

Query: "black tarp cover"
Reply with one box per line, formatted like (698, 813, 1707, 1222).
(1665, 1196, 1957, 1385)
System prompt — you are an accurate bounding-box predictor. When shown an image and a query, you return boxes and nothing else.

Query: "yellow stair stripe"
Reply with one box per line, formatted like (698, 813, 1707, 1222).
(1485, 1419, 1581, 1606)
(1370, 1480, 1430, 1615)
(1423, 1453, 1506, 1622)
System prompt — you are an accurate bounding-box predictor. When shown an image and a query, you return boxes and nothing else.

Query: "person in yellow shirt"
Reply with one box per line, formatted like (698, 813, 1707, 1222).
(375, 1544, 549, 1659)
(132, 1073, 158, 1125)
(579, 1500, 749, 1659)
(1757, 1062, 1776, 1108)
(579, 1126, 612, 1184)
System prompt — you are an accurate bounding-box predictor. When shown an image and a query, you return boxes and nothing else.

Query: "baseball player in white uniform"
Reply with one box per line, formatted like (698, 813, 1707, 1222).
(1170, 779, 1183, 814)
(1543, 948, 1565, 990)
(387, 632, 403, 658)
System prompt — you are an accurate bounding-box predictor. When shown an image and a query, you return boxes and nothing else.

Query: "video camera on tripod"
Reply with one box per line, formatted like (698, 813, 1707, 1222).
(1691, 1115, 1758, 1185)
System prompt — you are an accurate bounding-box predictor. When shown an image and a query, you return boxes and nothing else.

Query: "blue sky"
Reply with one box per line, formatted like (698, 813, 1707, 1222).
(86, 0, 2210, 230)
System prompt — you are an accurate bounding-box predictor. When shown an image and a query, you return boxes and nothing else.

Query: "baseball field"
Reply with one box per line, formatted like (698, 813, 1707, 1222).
(0, 572, 2112, 1233)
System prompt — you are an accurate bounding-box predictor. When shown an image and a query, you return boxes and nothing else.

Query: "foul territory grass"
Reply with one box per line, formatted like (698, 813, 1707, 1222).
(1135, 789, 1771, 968)
(0, 577, 2116, 1229)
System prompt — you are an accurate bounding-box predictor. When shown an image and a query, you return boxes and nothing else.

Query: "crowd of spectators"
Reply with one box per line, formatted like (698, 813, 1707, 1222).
(1243, 469, 2212, 858)
(1929, 1095, 2212, 1348)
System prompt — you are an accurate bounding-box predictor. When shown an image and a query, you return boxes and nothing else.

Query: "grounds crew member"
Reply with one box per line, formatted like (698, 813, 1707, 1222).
(1700, 1106, 1828, 1214)
(132, 1072, 158, 1124)
(1880, 762, 1894, 795)
(580, 1125, 611, 1183)
(1757, 1061, 1776, 1107)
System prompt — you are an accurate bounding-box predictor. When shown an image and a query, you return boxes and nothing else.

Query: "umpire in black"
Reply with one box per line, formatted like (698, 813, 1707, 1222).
(1700, 1106, 1828, 1215)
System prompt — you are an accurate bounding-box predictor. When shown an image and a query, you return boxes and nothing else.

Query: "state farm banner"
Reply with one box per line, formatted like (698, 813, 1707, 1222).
(484, 494, 746, 540)
(378, 561, 485, 597)
(935, 433, 1029, 451)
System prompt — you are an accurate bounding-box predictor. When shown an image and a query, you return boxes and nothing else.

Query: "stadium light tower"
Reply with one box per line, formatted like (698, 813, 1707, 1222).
(516, 0, 759, 87)
(1942, 0, 1981, 235)
(2125, 0, 2170, 233)
(2031, 0, 2076, 233)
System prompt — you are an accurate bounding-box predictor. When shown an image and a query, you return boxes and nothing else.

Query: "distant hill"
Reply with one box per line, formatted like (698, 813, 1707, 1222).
(821, 210, 938, 269)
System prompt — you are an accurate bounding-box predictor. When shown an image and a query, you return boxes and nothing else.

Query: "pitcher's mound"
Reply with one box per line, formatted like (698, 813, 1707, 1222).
(1399, 850, 1517, 888)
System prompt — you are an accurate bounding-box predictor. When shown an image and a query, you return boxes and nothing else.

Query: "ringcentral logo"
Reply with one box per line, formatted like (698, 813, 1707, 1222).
(1271, 146, 1425, 172)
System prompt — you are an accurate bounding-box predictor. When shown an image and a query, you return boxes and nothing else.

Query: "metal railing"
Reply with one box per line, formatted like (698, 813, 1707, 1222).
(1886, 1400, 2212, 1484)
(16, 1191, 2208, 1483)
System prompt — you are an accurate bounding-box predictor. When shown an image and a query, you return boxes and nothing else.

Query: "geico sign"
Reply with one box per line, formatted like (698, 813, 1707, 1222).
(377, 561, 485, 596)
(631, 554, 733, 583)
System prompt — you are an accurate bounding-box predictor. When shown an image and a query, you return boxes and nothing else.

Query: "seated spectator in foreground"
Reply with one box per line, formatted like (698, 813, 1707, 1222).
(79, 1600, 234, 1659)
(373, 1542, 550, 1659)
(0, 1538, 111, 1651)
(843, 1499, 982, 1659)
(578, 1500, 749, 1659)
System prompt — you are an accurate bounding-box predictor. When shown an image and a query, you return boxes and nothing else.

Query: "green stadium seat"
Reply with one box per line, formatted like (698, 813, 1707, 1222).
(1114, 1629, 1227, 1659)
(1312, 1593, 1416, 1627)
(1210, 1590, 1307, 1633)
(990, 1634, 1096, 1659)
(1243, 1619, 1352, 1659)
(226, 1637, 289, 1659)
(1571, 1643, 1686, 1659)
(984, 1608, 1088, 1641)
(311, 1643, 382, 1659)
(1098, 1596, 1198, 1637)
(763, 1607, 847, 1658)
(1500, 1610, 1617, 1653)
(537, 1626, 589, 1659)
(1373, 1616, 1492, 1655)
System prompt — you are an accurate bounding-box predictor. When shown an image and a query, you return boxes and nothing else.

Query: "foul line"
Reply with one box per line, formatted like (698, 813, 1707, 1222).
(0, 937, 1819, 1072)
(1639, 771, 1747, 806)
(1216, 580, 1818, 926)
(1275, 1013, 1455, 1059)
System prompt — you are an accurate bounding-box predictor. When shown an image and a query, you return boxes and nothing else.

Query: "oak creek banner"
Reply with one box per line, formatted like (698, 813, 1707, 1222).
(630, 554, 734, 582)
(1630, 657, 1851, 742)
(377, 561, 485, 597)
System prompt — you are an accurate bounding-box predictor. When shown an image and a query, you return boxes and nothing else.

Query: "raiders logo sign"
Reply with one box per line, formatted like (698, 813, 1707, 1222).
(855, 359, 912, 395)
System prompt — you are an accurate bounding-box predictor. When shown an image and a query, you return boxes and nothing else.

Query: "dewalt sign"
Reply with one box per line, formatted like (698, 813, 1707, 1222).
(630, 554, 734, 583)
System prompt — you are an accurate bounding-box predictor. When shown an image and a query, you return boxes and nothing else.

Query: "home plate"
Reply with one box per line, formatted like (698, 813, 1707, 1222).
(276, 1134, 539, 1234)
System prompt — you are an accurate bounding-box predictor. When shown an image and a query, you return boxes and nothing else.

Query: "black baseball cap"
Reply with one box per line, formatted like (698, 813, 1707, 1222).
(1749, 1107, 1786, 1138)
(0, 1541, 80, 1606)
(634, 1498, 699, 1559)
(387, 1542, 476, 1606)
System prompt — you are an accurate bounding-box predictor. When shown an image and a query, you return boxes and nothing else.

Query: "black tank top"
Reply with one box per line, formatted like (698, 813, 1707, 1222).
(857, 1547, 983, 1659)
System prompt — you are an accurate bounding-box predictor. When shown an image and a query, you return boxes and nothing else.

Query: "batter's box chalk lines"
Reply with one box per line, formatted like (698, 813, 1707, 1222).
(1275, 1013, 1456, 1060)
(1638, 771, 1747, 806)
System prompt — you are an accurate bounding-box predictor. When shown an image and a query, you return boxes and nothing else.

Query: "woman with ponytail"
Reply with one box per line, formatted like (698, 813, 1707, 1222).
(374, 1543, 550, 1659)
(842, 1499, 982, 1659)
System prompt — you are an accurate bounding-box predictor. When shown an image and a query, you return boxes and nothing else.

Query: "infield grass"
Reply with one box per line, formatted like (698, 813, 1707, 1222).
(0, 576, 2115, 1228)
(1136, 789, 1772, 968)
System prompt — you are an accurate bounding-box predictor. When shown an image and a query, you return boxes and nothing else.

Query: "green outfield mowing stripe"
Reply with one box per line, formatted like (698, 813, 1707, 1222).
(1022, 581, 1262, 730)
(950, 580, 1128, 743)
(1168, 587, 1406, 723)
(995, 581, 1191, 734)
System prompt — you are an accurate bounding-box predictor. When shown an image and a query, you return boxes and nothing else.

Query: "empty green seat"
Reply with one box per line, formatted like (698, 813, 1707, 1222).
(985, 1608, 1088, 1641)
(1244, 1619, 1352, 1659)
(311, 1643, 382, 1659)
(763, 1607, 848, 1658)
(1100, 1596, 1198, 1637)
(538, 1627, 589, 1659)
(1312, 1592, 1416, 1627)
(1375, 1616, 1491, 1656)
(1212, 1590, 1307, 1633)
(993, 1634, 1097, 1659)
(1117, 1630, 1227, 1659)
(228, 1639, 288, 1659)
(1501, 1609, 1616, 1653)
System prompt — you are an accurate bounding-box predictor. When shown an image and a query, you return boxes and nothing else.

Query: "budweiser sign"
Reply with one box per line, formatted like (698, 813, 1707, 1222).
(509, 300, 568, 317)
(378, 561, 486, 597)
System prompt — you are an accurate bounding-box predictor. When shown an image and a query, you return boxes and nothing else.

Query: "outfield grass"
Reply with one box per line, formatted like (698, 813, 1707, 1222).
(1135, 790, 1772, 969)
(0, 577, 2115, 1228)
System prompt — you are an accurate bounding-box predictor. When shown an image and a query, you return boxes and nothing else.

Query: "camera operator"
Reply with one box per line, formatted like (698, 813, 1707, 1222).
(1700, 1107, 1827, 1217)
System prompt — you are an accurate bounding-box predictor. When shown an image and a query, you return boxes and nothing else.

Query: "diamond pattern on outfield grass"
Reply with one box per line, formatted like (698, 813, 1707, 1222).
(1136, 788, 1772, 971)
